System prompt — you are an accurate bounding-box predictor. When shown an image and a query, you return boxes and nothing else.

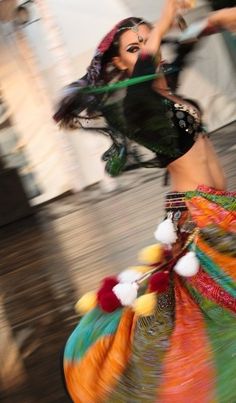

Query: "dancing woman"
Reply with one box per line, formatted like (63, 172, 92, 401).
(54, 1, 236, 401)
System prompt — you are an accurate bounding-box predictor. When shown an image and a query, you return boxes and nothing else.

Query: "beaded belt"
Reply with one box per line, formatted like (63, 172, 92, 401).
(165, 192, 187, 212)
(165, 191, 196, 233)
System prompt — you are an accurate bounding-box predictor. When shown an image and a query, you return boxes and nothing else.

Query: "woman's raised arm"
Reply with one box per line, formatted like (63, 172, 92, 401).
(144, 0, 192, 56)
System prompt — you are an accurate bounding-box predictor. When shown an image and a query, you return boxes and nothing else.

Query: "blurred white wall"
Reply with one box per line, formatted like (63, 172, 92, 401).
(0, 24, 76, 204)
(0, 0, 131, 203)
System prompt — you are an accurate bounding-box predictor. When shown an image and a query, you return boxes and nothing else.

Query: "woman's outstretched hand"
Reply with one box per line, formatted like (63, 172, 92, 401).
(144, 0, 192, 56)
(159, 0, 193, 36)
(207, 7, 236, 33)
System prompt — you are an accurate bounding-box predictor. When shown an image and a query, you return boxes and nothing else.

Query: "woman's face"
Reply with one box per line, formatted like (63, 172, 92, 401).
(112, 24, 151, 75)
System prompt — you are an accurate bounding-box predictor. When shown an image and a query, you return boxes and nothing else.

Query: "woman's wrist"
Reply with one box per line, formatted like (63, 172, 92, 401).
(157, 20, 171, 37)
(207, 8, 236, 32)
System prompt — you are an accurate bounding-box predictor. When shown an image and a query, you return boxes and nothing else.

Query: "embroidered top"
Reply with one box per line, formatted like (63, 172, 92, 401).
(124, 53, 206, 168)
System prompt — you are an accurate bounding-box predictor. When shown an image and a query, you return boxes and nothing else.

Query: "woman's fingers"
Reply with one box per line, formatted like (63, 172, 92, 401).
(208, 8, 236, 32)
(158, 0, 193, 36)
(162, 0, 192, 20)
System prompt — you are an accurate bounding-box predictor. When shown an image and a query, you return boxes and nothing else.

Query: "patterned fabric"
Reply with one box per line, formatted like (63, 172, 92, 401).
(63, 185, 236, 402)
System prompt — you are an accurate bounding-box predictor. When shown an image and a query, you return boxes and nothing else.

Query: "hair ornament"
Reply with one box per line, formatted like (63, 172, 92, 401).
(117, 19, 145, 33)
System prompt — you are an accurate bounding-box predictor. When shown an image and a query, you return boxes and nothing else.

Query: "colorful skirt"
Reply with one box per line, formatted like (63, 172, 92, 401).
(63, 185, 236, 403)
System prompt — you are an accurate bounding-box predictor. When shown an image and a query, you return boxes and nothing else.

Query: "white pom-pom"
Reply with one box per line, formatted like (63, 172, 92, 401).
(118, 269, 142, 283)
(112, 283, 138, 306)
(154, 218, 177, 245)
(174, 251, 200, 277)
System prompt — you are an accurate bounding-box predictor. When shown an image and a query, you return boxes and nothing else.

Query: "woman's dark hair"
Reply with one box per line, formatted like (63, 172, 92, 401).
(100, 18, 151, 82)
(103, 18, 149, 58)
(53, 17, 150, 123)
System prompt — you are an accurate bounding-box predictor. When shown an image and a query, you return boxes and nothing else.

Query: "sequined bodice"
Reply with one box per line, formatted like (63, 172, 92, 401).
(165, 99, 204, 139)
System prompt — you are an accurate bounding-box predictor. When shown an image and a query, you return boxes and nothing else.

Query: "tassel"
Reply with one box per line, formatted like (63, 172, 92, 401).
(138, 243, 163, 264)
(133, 293, 156, 317)
(118, 269, 142, 283)
(127, 265, 151, 274)
(99, 276, 118, 291)
(75, 291, 97, 315)
(112, 283, 138, 306)
(149, 271, 170, 293)
(154, 213, 177, 245)
(97, 275, 140, 312)
(174, 251, 200, 277)
(97, 276, 121, 312)
(98, 291, 122, 312)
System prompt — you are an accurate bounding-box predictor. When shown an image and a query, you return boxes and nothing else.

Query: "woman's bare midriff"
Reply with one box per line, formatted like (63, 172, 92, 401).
(168, 134, 227, 192)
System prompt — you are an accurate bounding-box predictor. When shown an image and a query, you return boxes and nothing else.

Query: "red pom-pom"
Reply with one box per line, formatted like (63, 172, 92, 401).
(97, 276, 118, 301)
(97, 276, 121, 312)
(98, 291, 122, 313)
(100, 276, 118, 291)
(149, 272, 170, 293)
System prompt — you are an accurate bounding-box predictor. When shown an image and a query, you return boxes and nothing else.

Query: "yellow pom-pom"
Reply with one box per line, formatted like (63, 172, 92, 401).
(138, 244, 163, 264)
(133, 293, 156, 317)
(127, 266, 151, 274)
(75, 291, 97, 315)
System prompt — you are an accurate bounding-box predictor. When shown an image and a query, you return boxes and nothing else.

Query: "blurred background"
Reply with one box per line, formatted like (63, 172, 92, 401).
(0, 0, 235, 402)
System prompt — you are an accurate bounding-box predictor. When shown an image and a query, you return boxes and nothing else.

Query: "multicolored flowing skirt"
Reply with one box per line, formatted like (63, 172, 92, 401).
(63, 185, 236, 402)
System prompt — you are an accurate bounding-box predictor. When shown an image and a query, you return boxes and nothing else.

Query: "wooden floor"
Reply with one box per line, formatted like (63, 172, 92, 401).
(0, 122, 235, 402)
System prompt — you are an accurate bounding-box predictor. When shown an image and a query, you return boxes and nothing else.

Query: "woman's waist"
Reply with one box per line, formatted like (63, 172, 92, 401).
(168, 137, 226, 192)
(168, 169, 227, 193)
